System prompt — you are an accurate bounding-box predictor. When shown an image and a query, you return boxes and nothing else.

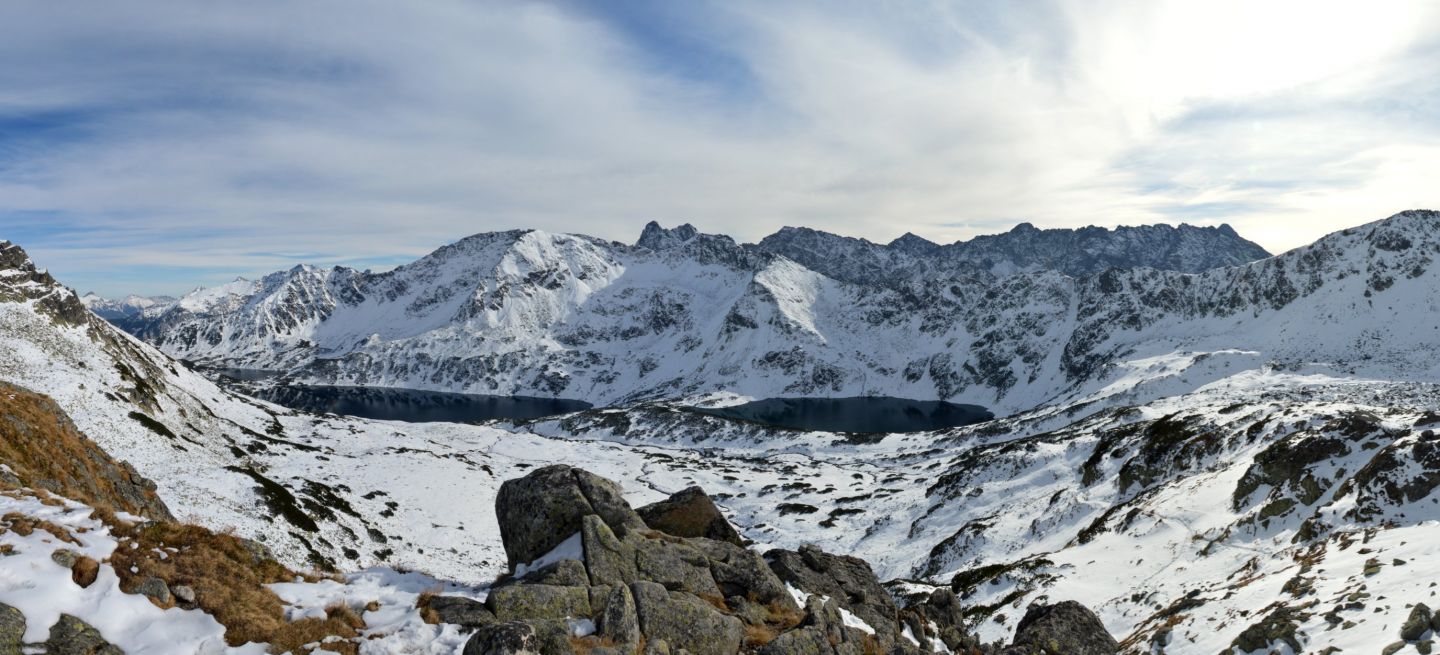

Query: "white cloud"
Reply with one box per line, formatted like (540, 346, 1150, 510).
(1, 0, 1437, 295)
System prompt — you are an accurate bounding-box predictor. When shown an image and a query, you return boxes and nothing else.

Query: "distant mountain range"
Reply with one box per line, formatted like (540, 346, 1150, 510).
(94, 213, 1440, 415)
(91, 219, 1303, 411)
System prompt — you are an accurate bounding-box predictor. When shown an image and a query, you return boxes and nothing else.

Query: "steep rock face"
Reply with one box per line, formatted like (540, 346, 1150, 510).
(103, 212, 1438, 414)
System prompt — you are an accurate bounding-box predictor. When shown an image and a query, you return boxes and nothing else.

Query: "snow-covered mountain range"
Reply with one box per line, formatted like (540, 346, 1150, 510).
(5, 210, 1440, 653)
(102, 219, 1291, 412)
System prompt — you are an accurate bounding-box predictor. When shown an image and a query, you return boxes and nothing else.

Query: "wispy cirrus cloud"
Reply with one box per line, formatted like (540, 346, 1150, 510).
(1, 0, 1438, 295)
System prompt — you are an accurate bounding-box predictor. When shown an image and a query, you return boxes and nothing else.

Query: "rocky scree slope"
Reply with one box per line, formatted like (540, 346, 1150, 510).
(102, 215, 1298, 411)
(440, 463, 1119, 655)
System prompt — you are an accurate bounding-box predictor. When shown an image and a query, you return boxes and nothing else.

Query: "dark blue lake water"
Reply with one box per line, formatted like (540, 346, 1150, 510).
(692, 396, 992, 433)
(247, 384, 593, 423)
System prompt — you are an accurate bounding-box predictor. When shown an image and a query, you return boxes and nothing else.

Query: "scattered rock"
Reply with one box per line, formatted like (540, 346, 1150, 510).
(1230, 605, 1303, 654)
(133, 576, 172, 606)
(1382, 641, 1407, 655)
(171, 584, 197, 605)
(46, 614, 123, 655)
(1403, 603, 1434, 641)
(637, 486, 744, 546)
(51, 549, 80, 569)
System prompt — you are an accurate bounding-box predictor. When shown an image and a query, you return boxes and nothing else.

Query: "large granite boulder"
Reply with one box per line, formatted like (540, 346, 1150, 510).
(486, 584, 592, 622)
(1006, 601, 1119, 655)
(496, 465, 646, 569)
(637, 486, 744, 546)
(692, 539, 795, 610)
(631, 581, 743, 655)
(581, 514, 638, 586)
(634, 535, 722, 597)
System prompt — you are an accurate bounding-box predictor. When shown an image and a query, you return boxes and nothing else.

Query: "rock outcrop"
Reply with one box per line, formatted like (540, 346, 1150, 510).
(440, 465, 1118, 655)
(1002, 601, 1120, 655)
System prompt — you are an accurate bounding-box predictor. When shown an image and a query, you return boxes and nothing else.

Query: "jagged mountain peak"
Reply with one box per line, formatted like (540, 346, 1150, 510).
(636, 221, 700, 250)
(887, 231, 940, 254)
(0, 240, 38, 273)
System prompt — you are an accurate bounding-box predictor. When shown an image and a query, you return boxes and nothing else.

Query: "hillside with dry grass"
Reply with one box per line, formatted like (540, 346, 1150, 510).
(0, 381, 172, 521)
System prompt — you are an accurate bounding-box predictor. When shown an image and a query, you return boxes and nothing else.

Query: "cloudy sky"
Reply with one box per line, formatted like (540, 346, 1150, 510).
(3, 0, 1439, 296)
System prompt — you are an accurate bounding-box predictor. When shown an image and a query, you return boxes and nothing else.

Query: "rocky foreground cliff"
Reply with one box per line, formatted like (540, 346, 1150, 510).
(438, 463, 1121, 655)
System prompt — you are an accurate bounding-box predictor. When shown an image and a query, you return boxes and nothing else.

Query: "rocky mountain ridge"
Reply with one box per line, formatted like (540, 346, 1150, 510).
(752, 220, 1269, 285)
(98, 211, 1437, 417)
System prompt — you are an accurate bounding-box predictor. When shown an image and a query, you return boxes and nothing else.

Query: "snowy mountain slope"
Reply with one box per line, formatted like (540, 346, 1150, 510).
(0, 240, 741, 584)
(111, 211, 1439, 418)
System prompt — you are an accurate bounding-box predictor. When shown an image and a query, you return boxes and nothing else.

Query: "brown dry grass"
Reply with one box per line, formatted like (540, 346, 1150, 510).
(0, 383, 170, 518)
(0, 384, 364, 653)
(267, 606, 362, 655)
(742, 598, 804, 648)
(698, 593, 731, 613)
(416, 590, 442, 625)
(71, 555, 99, 588)
(743, 623, 780, 648)
(106, 520, 359, 652)
(0, 511, 79, 544)
(764, 598, 803, 631)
